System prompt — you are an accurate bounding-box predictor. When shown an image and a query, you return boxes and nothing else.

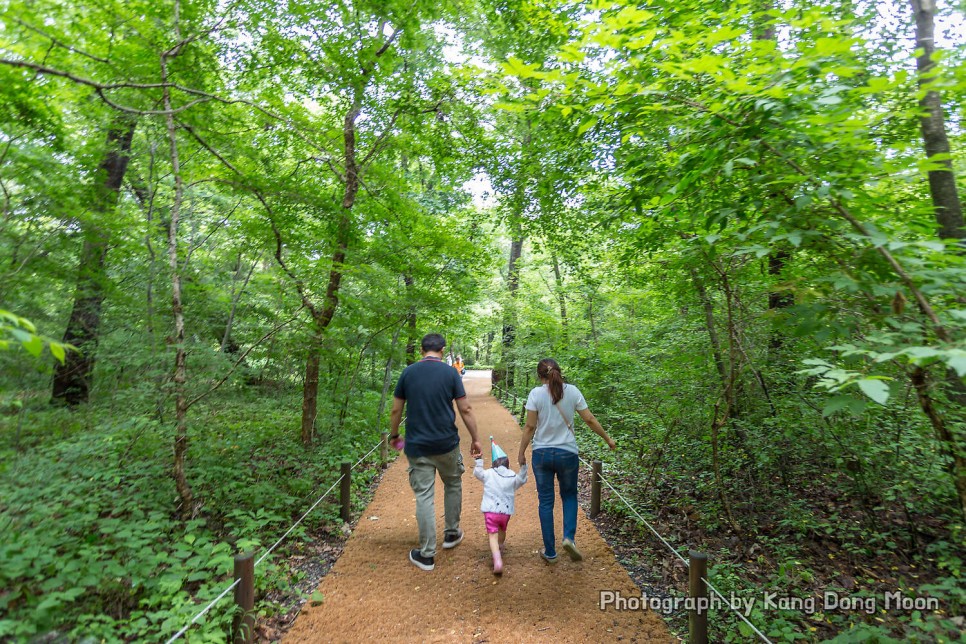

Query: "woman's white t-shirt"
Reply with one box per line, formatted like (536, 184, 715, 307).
(525, 383, 588, 454)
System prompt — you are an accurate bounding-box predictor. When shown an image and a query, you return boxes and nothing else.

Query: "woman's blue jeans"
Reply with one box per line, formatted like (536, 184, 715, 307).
(531, 447, 579, 558)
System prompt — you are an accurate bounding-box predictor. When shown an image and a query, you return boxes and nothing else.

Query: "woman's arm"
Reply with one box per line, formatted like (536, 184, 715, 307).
(577, 408, 616, 450)
(518, 410, 538, 465)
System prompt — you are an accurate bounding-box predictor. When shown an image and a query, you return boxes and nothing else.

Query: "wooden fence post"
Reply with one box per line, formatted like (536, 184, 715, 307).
(590, 460, 602, 518)
(689, 550, 709, 644)
(340, 462, 351, 523)
(232, 553, 254, 644)
(380, 431, 389, 466)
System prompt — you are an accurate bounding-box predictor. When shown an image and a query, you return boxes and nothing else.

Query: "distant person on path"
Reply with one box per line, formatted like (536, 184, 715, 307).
(473, 437, 528, 575)
(517, 358, 615, 563)
(389, 333, 483, 572)
(454, 354, 465, 376)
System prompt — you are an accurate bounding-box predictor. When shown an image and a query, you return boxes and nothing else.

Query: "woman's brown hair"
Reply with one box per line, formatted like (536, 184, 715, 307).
(537, 358, 565, 404)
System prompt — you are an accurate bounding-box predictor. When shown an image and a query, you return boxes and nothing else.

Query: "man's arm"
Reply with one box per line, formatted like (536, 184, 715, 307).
(518, 409, 537, 465)
(455, 396, 482, 458)
(389, 396, 405, 438)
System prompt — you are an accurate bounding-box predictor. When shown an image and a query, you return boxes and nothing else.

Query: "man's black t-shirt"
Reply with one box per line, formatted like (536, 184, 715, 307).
(394, 357, 466, 457)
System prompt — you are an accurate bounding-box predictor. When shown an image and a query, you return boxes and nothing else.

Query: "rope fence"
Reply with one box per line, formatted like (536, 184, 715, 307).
(489, 386, 771, 643)
(164, 579, 242, 644)
(164, 433, 393, 644)
(575, 453, 773, 643)
(576, 454, 688, 566)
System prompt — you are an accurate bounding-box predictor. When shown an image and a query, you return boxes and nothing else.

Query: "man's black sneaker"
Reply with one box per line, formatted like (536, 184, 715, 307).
(442, 528, 464, 549)
(409, 549, 435, 571)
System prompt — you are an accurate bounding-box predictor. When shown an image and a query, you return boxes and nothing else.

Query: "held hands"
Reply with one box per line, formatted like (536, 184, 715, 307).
(470, 440, 483, 459)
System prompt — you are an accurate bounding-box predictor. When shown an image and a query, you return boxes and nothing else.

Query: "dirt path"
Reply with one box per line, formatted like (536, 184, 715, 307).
(284, 370, 670, 642)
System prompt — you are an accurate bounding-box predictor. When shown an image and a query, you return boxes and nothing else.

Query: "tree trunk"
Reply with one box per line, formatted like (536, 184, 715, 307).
(298, 97, 361, 445)
(910, 367, 966, 519)
(502, 235, 524, 389)
(908, 0, 966, 442)
(910, 0, 965, 241)
(551, 251, 568, 344)
(221, 251, 260, 352)
(404, 274, 417, 365)
(690, 268, 727, 384)
(161, 45, 195, 518)
(376, 324, 403, 428)
(51, 118, 135, 405)
(750, 2, 794, 353)
(587, 286, 599, 347)
(767, 249, 793, 351)
(301, 334, 322, 444)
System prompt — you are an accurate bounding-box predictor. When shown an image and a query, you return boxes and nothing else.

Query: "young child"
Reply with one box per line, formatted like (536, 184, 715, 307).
(473, 436, 528, 574)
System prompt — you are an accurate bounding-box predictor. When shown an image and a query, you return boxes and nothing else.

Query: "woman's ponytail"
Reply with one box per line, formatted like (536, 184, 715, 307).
(537, 358, 565, 404)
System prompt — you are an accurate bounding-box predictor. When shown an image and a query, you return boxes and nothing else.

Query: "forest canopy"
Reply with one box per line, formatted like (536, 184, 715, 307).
(0, 0, 963, 641)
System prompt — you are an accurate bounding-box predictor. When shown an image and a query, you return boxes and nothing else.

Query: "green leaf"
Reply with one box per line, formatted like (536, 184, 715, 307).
(577, 116, 598, 135)
(857, 379, 889, 405)
(822, 395, 862, 417)
(49, 342, 66, 364)
(22, 335, 43, 357)
(946, 353, 966, 377)
(503, 56, 541, 79)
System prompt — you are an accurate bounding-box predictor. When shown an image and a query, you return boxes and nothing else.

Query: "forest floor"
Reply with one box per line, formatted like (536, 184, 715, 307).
(275, 370, 672, 643)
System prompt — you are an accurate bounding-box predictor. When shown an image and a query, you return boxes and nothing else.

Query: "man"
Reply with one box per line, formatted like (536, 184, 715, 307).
(389, 333, 482, 571)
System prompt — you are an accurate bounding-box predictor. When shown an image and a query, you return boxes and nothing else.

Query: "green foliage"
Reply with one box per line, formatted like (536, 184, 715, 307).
(2, 0, 965, 640)
(0, 392, 388, 640)
(0, 310, 71, 364)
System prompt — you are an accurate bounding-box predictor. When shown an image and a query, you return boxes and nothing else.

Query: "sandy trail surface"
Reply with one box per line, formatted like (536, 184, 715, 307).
(284, 370, 670, 643)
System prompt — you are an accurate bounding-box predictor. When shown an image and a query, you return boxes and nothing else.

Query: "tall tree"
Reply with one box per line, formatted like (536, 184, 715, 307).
(910, 0, 964, 241)
(51, 117, 135, 405)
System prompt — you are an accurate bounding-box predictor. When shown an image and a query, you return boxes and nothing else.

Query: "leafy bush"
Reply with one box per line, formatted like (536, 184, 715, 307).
(0, 391, 387, 641)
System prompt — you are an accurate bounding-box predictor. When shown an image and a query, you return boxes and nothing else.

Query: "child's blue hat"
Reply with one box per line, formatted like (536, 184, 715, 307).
(490, 436, 508, 464)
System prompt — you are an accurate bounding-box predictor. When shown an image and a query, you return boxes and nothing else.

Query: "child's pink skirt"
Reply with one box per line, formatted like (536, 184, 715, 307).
(484, 512, 510, 533)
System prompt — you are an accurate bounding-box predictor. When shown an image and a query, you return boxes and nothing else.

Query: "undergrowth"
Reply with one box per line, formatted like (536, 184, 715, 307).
(0, 390, 387, 641)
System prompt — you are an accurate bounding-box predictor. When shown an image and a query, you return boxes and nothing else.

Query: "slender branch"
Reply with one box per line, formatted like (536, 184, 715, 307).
(267, 215, 321, 320)
(320, 156, 347, 183)
(12, 18, 111, 63)
(677, 95, 952, 343)
(95, 88, 213, 115)
(1, 58, 182, 90)
(0, 58, 337, 157)
(359, 0, 416, 75)
(186, 305, 305, 409)
(221, 250, 263, 351)
(176, 120, 244, 176)
(180, 200, 241, 272)
(359, 104, 404, 169)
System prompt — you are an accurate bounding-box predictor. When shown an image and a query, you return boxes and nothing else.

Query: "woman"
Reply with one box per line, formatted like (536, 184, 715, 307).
(517, 358, 615, 563)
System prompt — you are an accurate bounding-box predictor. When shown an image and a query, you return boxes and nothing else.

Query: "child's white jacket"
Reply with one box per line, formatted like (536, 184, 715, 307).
(474, 458, 528, 515)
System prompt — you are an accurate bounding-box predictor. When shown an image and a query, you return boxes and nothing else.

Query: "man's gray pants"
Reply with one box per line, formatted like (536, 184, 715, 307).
(406, 446, 464, 558)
